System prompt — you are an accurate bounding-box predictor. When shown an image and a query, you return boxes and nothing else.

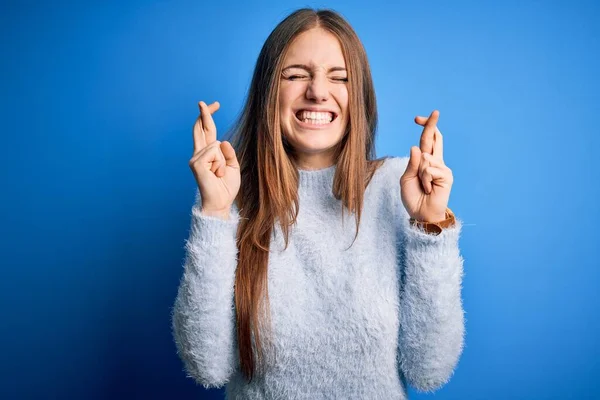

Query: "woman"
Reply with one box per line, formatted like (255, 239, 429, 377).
(172, 7, 464, 399)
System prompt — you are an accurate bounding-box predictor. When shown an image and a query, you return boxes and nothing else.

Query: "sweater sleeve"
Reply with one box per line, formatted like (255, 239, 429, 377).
(171, 189, 240, 389)
(388, 157, 466, 393)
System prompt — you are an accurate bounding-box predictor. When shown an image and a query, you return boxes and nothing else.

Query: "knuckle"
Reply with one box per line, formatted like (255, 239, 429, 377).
(189, 154, 200, 164)
(189, 158, 201, 169)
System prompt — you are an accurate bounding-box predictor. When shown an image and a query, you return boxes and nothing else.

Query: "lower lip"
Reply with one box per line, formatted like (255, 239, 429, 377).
(294, 114, 337, 130)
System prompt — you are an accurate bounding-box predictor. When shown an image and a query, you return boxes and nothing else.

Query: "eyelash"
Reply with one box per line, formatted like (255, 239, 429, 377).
(286, 75, 348, 82)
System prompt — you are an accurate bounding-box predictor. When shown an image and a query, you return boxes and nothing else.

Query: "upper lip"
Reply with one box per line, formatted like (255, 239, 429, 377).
(295, 107, 338, 118)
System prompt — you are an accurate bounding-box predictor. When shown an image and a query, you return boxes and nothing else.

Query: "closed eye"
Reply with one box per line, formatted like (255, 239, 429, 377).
(284, 75, 348, 82)
(286, 75, 308, 80)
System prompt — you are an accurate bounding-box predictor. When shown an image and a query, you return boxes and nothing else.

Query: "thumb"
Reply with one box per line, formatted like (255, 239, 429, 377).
(220, 141, 240, 168)
(404, 146, 421, 178)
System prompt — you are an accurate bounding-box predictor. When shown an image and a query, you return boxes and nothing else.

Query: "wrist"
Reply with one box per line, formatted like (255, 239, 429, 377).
(426, 214, 447, 223)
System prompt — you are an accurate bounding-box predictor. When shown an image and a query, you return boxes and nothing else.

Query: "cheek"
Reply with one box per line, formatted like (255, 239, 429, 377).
(279, 84, 303, 114)
(278, 88, 296, 133)
(333, 86, 349, 110)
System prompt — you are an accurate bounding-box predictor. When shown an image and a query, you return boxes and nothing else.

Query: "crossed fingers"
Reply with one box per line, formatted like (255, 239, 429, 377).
(192, 101, 220, 154)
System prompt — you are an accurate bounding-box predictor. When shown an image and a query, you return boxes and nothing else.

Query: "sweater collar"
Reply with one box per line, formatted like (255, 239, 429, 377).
(297, 164, 337, 192)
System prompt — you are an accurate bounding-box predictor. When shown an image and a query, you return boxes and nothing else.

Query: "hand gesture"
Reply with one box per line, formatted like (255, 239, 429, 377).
(400, 110, 453, 223)
(189, 101, 240, 219)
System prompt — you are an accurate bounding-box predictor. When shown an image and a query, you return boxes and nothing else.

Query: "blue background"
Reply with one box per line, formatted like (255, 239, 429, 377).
(2, 0, 599, 399)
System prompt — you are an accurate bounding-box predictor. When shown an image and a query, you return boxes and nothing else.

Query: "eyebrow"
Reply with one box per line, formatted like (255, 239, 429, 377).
(282, 64, 347, 73)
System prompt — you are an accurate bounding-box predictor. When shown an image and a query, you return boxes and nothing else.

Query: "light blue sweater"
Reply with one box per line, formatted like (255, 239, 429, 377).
(171, 156, 466, 399)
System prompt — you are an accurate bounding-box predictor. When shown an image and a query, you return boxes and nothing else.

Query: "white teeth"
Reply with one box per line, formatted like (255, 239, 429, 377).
(298, 110, 333, 123)
(301, 118, 330, 125)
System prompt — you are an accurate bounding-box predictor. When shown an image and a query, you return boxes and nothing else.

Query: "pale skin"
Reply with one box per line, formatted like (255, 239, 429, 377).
(189, 100, 239, 220)
(190, 29, 453, 224)
(277, 28, 349, 170)
(401, 109, 454, 223)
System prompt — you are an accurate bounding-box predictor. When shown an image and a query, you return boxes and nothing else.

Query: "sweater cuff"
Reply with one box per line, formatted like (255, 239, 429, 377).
(190, 204, 240, 246)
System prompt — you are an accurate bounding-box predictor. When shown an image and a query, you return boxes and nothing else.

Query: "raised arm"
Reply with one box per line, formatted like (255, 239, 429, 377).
(171, 100, 242, 388)
(395, 110, 466, 392)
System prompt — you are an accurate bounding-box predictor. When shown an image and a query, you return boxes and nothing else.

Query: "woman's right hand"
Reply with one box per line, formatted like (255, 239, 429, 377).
(189, 101, 241, 219)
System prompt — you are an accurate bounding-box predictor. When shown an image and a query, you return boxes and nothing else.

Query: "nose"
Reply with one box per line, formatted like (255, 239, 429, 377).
(305, 75, 329, 102)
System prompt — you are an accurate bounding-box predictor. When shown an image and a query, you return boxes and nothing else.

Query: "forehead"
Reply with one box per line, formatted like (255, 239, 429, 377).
(283, 28, 346, 69)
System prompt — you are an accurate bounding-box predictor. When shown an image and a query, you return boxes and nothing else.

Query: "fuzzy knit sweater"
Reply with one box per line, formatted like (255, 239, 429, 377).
(171, 156, 466, 399)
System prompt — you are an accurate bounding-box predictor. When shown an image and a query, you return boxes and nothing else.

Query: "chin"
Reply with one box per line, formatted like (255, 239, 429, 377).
(287, 131, 343, 152)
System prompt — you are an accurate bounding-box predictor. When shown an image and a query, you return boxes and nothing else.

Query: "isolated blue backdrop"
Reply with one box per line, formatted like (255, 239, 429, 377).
(2, 0, 599, 399)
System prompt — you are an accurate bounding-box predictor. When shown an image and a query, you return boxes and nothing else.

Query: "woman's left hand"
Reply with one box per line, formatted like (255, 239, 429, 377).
(400, 110, 453, 223)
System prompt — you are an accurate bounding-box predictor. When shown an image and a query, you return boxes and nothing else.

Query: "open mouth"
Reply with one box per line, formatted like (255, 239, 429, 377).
(295, 110, 338, 125)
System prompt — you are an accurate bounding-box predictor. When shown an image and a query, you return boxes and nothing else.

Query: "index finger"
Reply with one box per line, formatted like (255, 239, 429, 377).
(200, 101, 220, 145)
(203, 101, 220, 114)
(418, 110, 439, 155)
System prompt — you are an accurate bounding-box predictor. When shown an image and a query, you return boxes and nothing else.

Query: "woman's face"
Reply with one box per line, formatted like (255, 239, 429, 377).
(278, 27, 349, 170)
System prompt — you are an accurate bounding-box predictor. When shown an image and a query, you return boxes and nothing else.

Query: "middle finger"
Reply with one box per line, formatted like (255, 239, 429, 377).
(418, 110, 439, 155)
